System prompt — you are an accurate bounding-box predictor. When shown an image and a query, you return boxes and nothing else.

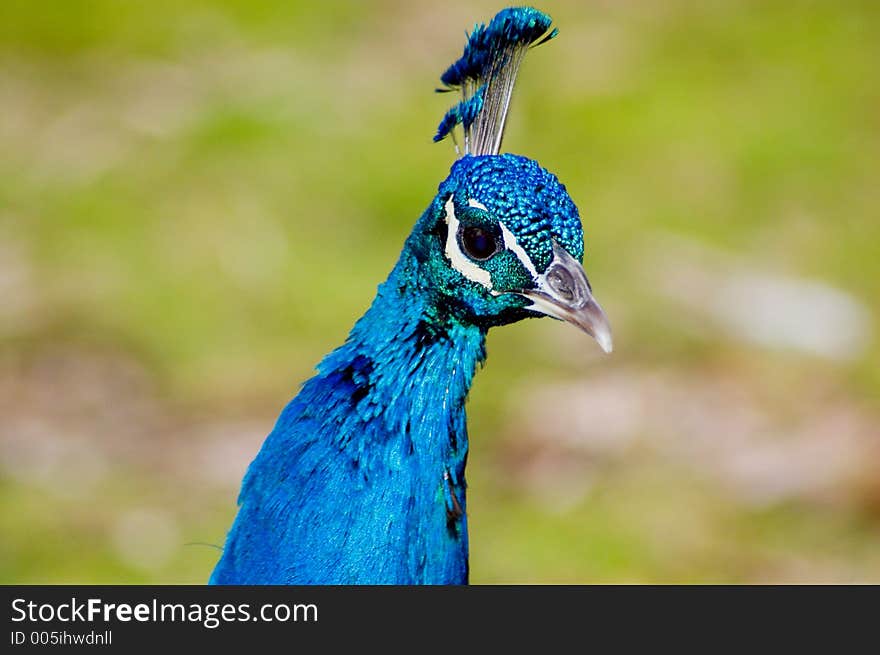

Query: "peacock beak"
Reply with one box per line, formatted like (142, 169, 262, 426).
(516, 240, 613, 354)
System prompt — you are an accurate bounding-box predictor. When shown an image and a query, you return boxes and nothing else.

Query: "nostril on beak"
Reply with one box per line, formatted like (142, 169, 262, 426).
(546, 263, 591, 307)
(546, 266, 575, 301)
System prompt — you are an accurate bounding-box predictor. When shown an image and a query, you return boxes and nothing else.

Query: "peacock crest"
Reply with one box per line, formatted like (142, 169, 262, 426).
(433, 7, 557, 156)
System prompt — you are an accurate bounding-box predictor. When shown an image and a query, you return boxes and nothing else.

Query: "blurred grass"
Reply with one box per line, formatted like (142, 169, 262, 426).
(1, 0, 879, 582)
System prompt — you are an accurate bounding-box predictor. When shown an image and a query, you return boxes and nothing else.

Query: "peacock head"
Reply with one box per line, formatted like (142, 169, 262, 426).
(410, 6, 611, 352)
(411, 153, 611, 352)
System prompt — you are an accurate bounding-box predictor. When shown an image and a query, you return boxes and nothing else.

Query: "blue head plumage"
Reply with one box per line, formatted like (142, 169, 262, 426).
(209, 6, 611, 586)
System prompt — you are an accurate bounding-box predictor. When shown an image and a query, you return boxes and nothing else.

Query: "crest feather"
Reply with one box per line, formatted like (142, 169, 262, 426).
(433, 7, 557, 156)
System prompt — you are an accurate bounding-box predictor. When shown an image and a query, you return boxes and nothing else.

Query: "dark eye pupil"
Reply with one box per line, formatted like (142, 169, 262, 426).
(461, 227, 497, 260)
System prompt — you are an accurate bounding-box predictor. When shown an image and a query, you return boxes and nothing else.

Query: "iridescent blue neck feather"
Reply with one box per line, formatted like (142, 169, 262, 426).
(210, 213, 484, 584)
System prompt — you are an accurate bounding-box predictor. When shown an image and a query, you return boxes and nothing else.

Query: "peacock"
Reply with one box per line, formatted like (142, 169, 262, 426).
(210, 6, 611, 585)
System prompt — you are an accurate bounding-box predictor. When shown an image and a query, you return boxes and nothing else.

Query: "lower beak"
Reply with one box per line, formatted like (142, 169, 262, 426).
(517, 241, 613, 354)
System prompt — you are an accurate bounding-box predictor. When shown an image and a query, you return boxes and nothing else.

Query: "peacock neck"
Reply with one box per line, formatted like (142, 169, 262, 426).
(318, 248, 487, 467)
(212, 246, 488, 583)
(301, 248, 485, 582)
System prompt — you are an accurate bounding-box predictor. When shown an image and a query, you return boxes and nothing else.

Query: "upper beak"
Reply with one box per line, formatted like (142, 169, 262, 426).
(516, 240, 613, 354)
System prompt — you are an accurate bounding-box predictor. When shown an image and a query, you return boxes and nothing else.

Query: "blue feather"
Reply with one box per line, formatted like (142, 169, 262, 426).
(434, 7, 557, 154)
(440, 8, 555, 88)
(433, 84, 485, 143)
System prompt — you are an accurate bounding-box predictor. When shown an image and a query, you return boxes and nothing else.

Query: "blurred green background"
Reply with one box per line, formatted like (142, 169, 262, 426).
(1, 0, 878, 583)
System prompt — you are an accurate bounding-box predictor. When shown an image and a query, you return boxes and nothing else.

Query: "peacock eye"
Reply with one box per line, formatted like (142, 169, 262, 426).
(458, 225, 500, 261)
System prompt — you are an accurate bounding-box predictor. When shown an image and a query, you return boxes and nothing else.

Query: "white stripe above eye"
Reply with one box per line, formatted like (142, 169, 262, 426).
(444, 197, 493, 289)
(498, 221, 539, 280)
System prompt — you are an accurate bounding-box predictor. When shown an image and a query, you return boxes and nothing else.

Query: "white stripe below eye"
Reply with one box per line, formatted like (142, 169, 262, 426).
(444, 197, 493, 289)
